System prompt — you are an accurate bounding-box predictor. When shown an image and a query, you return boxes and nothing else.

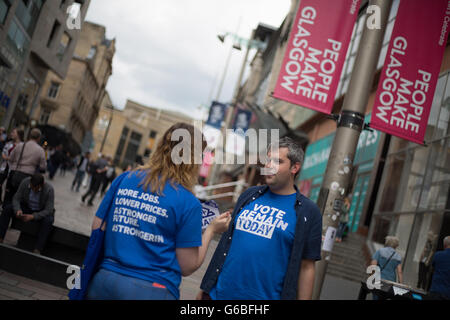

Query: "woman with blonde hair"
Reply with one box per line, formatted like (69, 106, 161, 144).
(370, 235, 403, 299)
(86, 123, 231, 300)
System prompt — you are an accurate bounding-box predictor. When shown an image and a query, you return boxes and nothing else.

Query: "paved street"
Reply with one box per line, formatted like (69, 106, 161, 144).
(1, 170, 362, 300)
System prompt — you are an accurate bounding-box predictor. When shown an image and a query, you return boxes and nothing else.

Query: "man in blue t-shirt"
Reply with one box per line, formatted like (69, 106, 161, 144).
(198, 137, 322, 300)
(429, 236, 450, 300)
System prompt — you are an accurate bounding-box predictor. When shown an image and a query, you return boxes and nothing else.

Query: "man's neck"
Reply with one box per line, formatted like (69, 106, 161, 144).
(269, 183, 296, 196)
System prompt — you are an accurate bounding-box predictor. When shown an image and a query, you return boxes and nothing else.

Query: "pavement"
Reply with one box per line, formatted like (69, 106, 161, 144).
(0, 170, 363, 300)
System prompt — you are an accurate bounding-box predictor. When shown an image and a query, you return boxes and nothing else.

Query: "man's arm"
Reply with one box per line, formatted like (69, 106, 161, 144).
(39, 149, 47, 172)
(396, 264, 403, 284)
(297, 259, 316, 300)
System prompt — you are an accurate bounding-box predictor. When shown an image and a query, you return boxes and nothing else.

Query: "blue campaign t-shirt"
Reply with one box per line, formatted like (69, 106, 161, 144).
(372, 247, 402, 282)
(95, 171, 202, 299)
(209, 190, 297, 300)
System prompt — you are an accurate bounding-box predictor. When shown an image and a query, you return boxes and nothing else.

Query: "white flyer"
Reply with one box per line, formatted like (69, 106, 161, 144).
(322, 226, 337, 252)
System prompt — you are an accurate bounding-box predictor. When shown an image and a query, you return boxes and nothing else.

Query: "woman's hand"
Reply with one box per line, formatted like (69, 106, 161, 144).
(208, 210, 232, 234)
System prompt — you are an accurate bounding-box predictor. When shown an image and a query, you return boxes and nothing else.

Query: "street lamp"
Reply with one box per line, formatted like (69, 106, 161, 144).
(99, 105, 114, 154)
(208, 30, 268, 186)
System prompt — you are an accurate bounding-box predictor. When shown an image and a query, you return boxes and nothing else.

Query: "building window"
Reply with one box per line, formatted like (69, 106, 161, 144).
(47, 20, 61, 48)
(87, 46, 96, 59)
(149, 130, 157, 138)
(0, 0, 11, 25)
(7, 19, 30, 59)
(368, 70, 450, 288)
(48, 81, 60, 99)
(39, 109, 51, 124)
(16, 93, 28, 111)
(114, 126, 129, 166)
(123, 131, 142, 167)
(57, 32, 71, 61)
(144, 148, 151, 158)
(15, 0, 44, 37)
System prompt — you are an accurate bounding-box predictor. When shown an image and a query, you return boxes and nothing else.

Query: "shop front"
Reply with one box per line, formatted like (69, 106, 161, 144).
(367, 70, 450, 290)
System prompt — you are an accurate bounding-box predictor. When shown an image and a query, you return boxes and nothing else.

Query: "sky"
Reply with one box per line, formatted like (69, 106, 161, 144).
(85, 0, 291, 119)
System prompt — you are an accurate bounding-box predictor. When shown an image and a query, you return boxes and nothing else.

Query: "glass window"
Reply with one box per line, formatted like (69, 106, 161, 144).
(0, 0, 10, 24)
(16, 72, 38, 113)
(6, 19, 30, 59)
(87, 46, 96, 59)
(15, 0, 43, 37)
(57, 32, 71, 61)
(39, 109, 51, 124)
(123, 131, 142, 167)
(114, 127, 129, 166)
(48, 81, 60, 98)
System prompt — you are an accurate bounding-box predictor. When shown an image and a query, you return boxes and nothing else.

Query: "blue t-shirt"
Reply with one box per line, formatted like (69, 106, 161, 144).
(95, 171, 202, 299)
(430, 248, 450, 298)
(210, 190, 297, 300)
(372, 247, 402, 282)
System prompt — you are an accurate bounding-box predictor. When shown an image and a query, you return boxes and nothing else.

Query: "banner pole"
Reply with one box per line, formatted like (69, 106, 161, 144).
(312, 0, 392, 300)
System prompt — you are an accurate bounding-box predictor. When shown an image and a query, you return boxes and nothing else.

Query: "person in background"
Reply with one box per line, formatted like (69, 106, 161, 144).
(0, 127, 7, 151)
(370, 236, 403, 299)
(86, 123, 230, 300)
(48, 144, 63, 180)
(82, 154, 108, 206)
(4, 128, 46, 206)
(417, 231, 437, 291)
(336, 197, 350, 243)
(59, 151, 71, 177)
(0, 174, 54, 255)
(0, 128, 24, 204)
(100, 157, 116, 197)
(429, 236, 450, 300)
(72, 152, 91, 192)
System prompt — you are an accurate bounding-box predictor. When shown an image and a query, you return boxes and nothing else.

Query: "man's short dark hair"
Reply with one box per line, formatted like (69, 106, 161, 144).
(268, 137, 305, 178)
(29, 128, 42, 141)
(30, 174, 44, 187)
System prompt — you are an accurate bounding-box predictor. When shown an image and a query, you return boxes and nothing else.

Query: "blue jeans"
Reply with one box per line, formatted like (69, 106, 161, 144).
(86, 268, 176, 300)
(71, 170, 85, 192)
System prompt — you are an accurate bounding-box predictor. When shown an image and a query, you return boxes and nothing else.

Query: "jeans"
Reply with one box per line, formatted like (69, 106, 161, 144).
(86, 268, 176, 300)
(82, 174, 104, 205)
(72, 170, 86, 192)
(0, 204, 54, 251)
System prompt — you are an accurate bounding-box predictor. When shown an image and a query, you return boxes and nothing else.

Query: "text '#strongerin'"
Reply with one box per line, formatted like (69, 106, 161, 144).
(111, 188, 167, 244)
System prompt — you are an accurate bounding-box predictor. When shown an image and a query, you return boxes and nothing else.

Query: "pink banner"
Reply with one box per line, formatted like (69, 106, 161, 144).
(273, 0, 360, 114)
(371, 0, 450, 145)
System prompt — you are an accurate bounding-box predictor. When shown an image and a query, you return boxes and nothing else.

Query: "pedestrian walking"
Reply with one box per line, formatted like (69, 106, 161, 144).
(100, 157, 116, 197)
(85, 122, 230, 300)
(81, 154, 108, 206)
(72, 152, 90, 192)
(197, 137, 322, 300)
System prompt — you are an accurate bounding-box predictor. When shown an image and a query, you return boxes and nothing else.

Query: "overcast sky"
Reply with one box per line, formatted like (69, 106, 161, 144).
(85, 0, 291, 119)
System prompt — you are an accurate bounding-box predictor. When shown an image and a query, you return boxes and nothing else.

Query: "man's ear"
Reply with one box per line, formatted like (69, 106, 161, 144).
(291, 162, 301, 176)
